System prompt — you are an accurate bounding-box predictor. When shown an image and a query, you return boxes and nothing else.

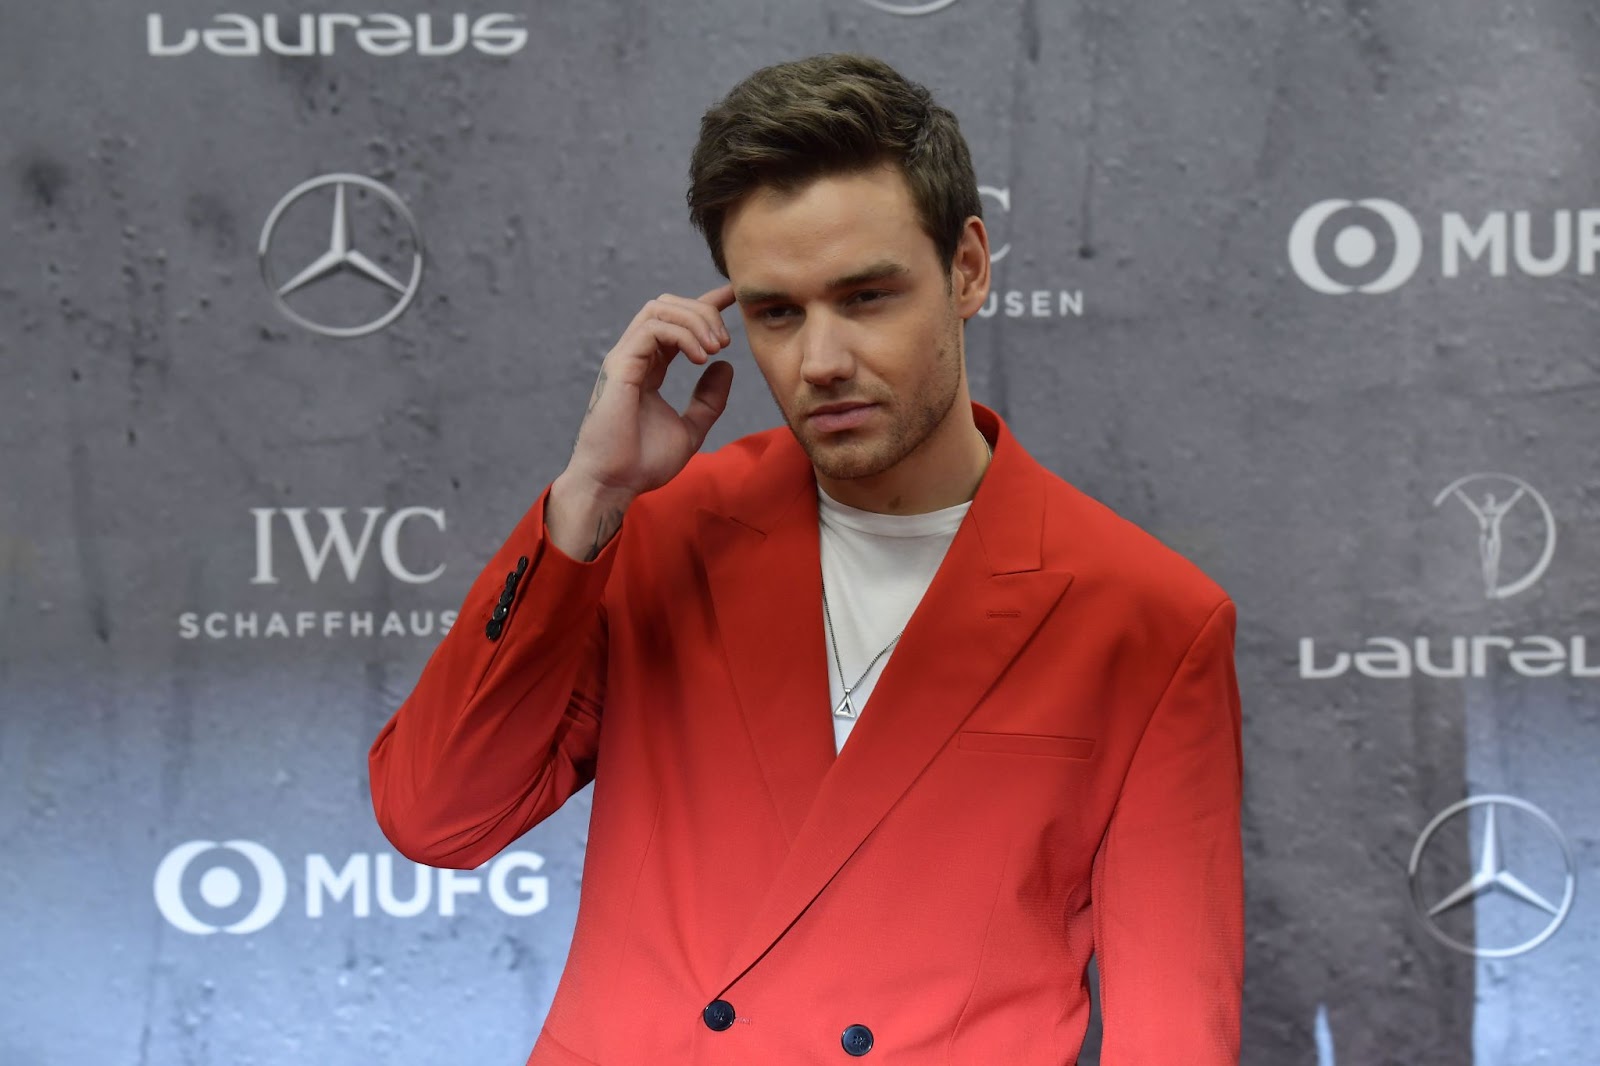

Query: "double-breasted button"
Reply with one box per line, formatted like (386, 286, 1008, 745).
(491, 603, 509, 622)
(702, 999, 736, 1032)
(841, 1024, 874, 1056)
(484, 618, 504, 641)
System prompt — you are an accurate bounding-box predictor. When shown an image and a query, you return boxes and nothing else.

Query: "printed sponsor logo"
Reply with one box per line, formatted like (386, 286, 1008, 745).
(176, 506, 457, 640)
(1289, 199, 1422, 294)
(155, 840, 550, 933)
(153, 840, 287, 934)
(1298, 476, 1595, 680)
(1290, 199, 1600, 293)
(147, 13, 527, 57)
(1432, 474, 1555, 601)
(975, 183, 1085, 321)
(258, 173, 424, 338)
(1298, 634, 1600, 681)
(856, 0, 962, 15)
(1408, 795, 1576, 958)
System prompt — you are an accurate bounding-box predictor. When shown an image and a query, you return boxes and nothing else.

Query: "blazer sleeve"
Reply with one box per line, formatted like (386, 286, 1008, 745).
(1091, 597, 1244, 1064)
(368, 482, 615, 870)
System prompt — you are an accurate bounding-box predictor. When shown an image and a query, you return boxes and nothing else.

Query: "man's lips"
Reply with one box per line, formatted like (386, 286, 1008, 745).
(805, 402, 878, 433)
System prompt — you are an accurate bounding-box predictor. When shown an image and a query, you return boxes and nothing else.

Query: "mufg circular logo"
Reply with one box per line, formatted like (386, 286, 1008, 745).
(153, 840, 288, 934)
(154, 839, 551, 934)
(1288, 198, 1423, 294)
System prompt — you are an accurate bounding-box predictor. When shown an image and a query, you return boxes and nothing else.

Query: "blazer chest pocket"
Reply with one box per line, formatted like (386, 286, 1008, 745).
(957, 730, 1096, 760)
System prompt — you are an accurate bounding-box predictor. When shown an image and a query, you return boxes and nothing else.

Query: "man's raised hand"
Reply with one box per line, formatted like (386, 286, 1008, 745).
(547, 284, 737, 561)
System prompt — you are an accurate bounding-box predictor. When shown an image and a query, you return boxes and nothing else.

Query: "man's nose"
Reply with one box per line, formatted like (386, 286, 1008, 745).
(798, 313, 855, 386)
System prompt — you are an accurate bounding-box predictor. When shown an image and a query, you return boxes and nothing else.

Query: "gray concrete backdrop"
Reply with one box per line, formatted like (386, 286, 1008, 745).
(2, 1, 1597, 1063)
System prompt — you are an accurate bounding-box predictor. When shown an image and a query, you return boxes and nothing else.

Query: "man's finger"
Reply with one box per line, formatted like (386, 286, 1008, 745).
(680, 360, 734, 446)
(697, 282, 737, 312)
(614, 320, 708, 386)
(653, 294, 729, 347)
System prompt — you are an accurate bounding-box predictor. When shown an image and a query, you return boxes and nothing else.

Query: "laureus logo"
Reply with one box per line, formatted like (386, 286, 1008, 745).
(1288, 198, 1423, 294)
(147, 13, 527, 57)
(1296, 473, 1597, 680)
(1432, 474, 1555, 600)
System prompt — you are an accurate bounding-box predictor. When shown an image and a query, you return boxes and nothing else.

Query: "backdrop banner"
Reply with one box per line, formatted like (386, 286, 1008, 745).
(2, 2, 1596, 1064)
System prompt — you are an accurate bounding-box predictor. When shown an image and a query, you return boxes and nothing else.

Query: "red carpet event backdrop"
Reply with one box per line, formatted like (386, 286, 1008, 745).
(2, 2, 1597, 1064)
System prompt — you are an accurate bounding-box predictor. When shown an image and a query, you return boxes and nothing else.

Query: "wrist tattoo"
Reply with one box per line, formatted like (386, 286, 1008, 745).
(584, 367, 608, 418)
(572, 367, 609, 457)
(584, 508, 623, 562)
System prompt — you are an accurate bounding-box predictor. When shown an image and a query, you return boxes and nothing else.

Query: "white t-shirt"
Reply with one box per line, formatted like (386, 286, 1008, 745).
(818, 486, 970, 752)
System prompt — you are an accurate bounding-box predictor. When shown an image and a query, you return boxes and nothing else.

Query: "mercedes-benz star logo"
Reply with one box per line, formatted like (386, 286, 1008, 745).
(1408, 794, 1576, 958)
(857, 0, 962, 15)
(1432, 474, 1556, 600)
(258, 173, 424, 338)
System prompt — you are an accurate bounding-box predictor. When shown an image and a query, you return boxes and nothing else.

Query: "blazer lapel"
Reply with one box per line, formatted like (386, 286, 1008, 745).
(714, 405, 1074, 991)
(697, 434, 838, 845)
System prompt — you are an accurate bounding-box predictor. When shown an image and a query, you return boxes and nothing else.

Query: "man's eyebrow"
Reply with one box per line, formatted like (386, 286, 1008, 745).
(735, 260, 911, 305)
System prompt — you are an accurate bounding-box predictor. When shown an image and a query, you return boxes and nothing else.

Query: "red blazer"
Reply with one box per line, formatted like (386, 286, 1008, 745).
(370, 403, 1243, 1065)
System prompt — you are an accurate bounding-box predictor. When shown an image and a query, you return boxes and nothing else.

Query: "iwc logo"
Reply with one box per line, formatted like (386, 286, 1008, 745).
(258, 173, 424, 338)
(1407, 795, 1577, 958)
(979, 185, 1011, 264)
(856, 0, 962, 14)
(972, 179, 1084, 320)
(175, 505, 455, 641)
(1288, 198, 1423, 294)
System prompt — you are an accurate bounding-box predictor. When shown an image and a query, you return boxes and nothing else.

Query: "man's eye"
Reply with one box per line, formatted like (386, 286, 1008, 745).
(849, 290, 890, 306)
(760, 306, 798, 322)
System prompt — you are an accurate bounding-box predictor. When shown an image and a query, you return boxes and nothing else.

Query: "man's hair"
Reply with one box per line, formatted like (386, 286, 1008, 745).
(687, 53, 981, 278)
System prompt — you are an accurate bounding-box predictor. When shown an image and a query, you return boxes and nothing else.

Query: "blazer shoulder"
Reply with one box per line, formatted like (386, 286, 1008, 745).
(1037, 467, 1232, 631)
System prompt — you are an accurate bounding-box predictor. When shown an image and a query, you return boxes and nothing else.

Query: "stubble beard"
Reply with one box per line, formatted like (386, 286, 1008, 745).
(781, 320, 964, 483)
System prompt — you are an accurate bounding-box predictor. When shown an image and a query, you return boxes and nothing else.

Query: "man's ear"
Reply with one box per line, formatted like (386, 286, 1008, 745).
(950, 216, 991, 320)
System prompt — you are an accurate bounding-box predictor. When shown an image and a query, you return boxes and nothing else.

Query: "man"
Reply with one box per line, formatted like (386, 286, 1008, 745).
(370, 53, 1243, 1065)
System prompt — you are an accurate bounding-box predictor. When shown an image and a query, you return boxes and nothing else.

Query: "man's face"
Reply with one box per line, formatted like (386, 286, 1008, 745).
(722, 164, 978, 482)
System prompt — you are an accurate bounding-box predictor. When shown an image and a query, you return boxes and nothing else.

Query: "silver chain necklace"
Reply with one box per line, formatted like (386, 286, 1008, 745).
(821, 432, 992, 721)
(822, 583, 902, 720)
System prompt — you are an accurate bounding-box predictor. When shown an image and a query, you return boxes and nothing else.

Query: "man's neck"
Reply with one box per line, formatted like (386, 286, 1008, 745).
(814, 402, 991, 516)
